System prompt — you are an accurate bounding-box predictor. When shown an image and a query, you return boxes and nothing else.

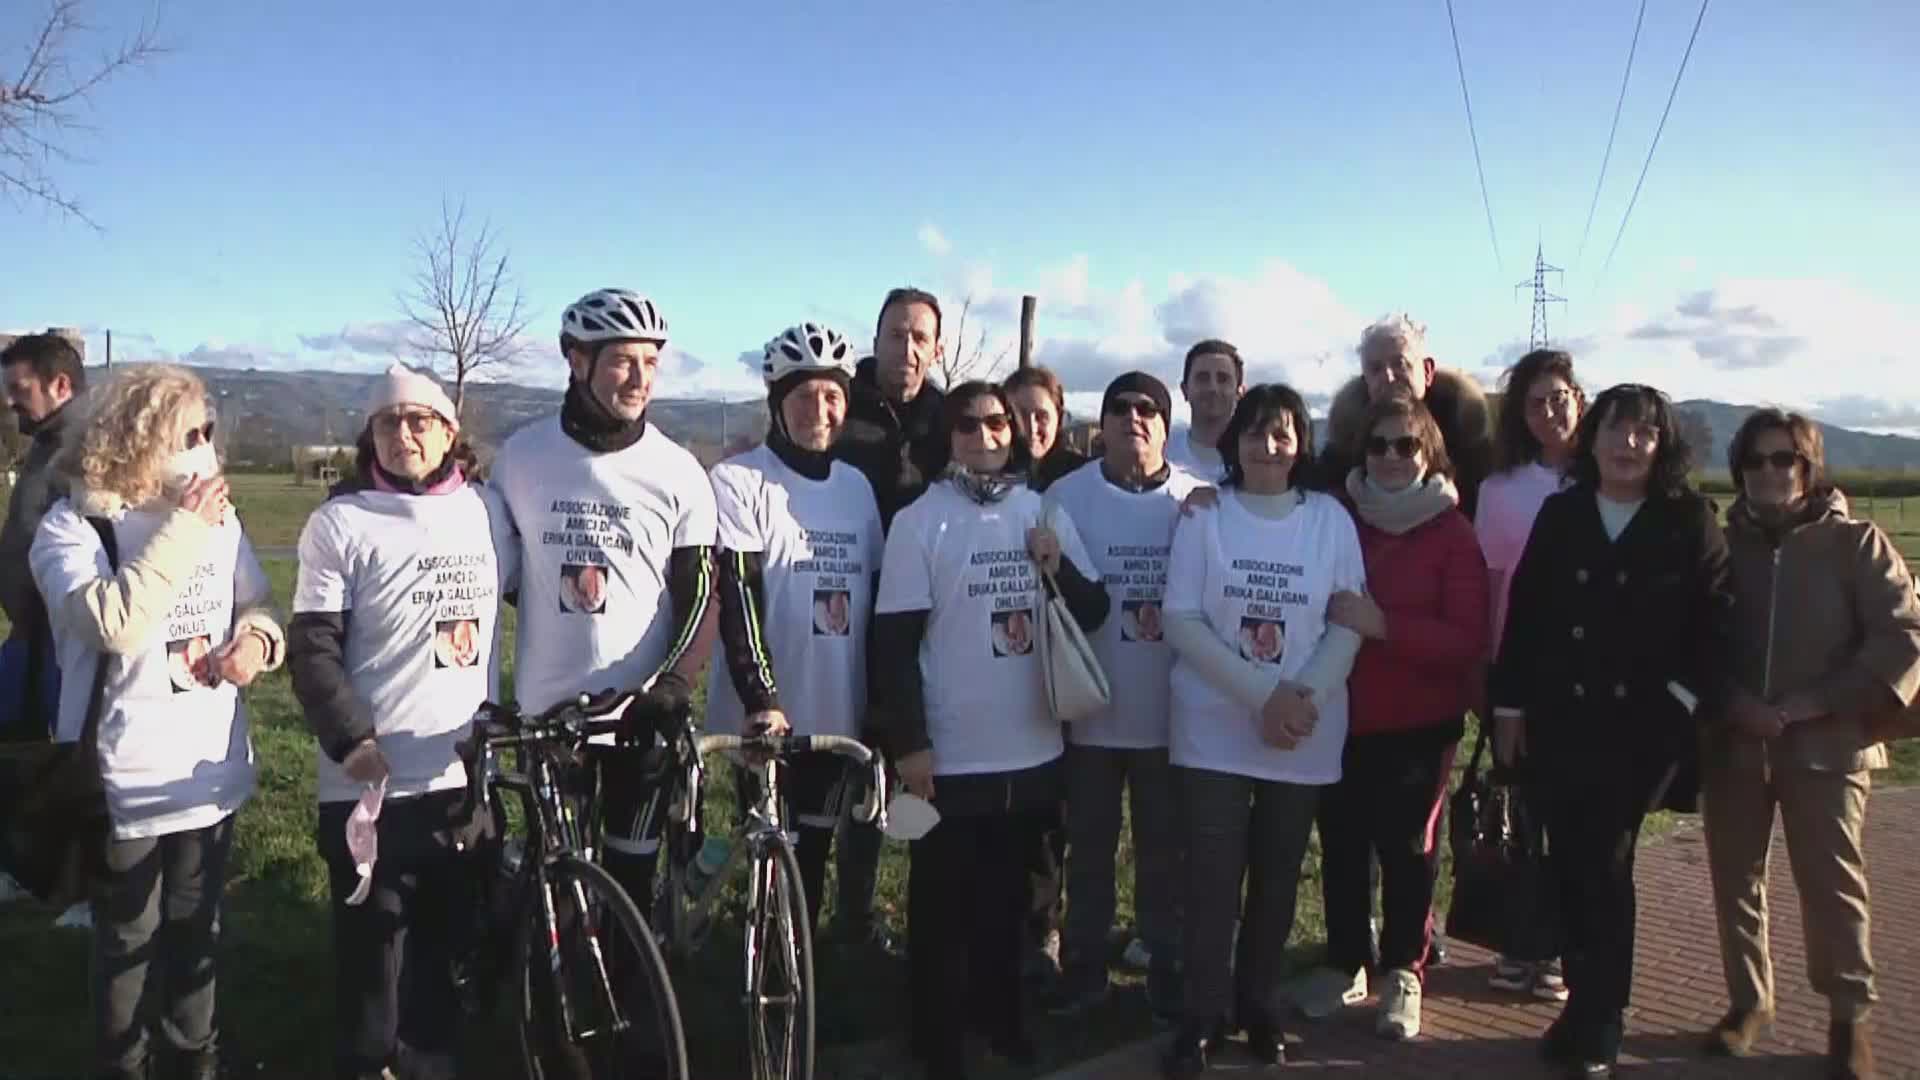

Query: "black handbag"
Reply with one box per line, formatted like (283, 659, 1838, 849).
(1445, 732, 1555, 956)
(0, 516, 118, 906)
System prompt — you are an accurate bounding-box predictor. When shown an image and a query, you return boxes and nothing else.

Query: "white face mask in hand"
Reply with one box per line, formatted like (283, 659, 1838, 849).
(883, 791, 940, 842)
(344, 778, 388, 907)
(163, 442, 220, 496)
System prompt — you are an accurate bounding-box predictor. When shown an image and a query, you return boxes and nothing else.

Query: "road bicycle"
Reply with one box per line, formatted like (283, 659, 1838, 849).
(465, 690, 689, 1080)
(650, 721, 888, 1080)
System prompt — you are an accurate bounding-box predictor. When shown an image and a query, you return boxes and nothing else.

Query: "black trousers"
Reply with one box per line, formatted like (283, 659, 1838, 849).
(1319, 728, 1458, 980)
(908, 807, 1048, 1061)
(92, 818, 234, 1076)
(1534, 761, 1652, 1052)
(318, 789, 476, 1080)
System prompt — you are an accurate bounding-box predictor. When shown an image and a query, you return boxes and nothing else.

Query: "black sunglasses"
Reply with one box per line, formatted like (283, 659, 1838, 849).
(953, 413, 1012, 436)
(1742, 450, 1804, 472)
(1364, 435, 1420, 459)
(1105, 397, 1162, 419)
(184, 422, 216, 449)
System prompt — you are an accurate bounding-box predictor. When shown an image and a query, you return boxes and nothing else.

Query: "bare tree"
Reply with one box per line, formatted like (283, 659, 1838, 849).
(933, 295, 1014, 388)
(398, 198, 530, 416)
(1, 1, 168, 225)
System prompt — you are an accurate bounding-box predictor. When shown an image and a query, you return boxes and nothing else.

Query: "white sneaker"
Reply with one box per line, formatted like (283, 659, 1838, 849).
(0, 873, 29, 904)
(1121, 937, 1153, 971)
(53, 903, 92, 930)
(1293, 965, 1367, 1020)
(1376, 968, 1422, 1040)
(1533, 959, 1570, 1002)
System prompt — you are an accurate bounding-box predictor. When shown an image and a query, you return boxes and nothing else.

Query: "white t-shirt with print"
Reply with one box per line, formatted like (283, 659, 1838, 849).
(1165, 429, 1225, 484)
(1043, 464, 1203, 749)
(1164, 490, 1366, 785)
(294, 484, 516, 805)
(490, 419, 719, 715)
(706, 446, 884, 739)
(876, 481, 1095, 777)
(31, 503, 266, 840)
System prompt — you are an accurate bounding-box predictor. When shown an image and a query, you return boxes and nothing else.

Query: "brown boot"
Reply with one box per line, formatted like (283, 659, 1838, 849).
(1706, 1007, 1772, 1056)
(1828, 1020, 1875, 1080)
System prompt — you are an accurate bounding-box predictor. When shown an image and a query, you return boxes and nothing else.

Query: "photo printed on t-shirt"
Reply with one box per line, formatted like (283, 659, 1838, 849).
(559, 562, 609, 615)
(433, 618, 482, 668)
(991, 607, 1035, 657)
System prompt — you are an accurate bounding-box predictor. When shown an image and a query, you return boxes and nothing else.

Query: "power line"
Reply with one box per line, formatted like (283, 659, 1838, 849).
(1445, 0, 1502, 273)
(1575, 0, 1647, 270)
(1601, 0, 1711, 278)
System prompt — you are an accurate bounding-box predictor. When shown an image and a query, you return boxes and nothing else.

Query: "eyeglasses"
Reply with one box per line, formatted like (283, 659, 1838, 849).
(1105, 397, 1162, 420)
(1364, 435, 1420, 459)
(952, 413, 1012, 436)
(1742, 450, 1805, 472)
(1525, 390, 1576, 416)
(373, 411, 441, 437)
(184, 422, 216, 449)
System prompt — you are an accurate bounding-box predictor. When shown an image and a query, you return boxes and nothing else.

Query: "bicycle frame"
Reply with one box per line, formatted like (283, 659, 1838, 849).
(473, 713, 631, 1045)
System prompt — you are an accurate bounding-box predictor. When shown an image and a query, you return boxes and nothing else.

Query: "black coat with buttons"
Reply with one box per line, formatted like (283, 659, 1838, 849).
(1490, 485, 1735, 795)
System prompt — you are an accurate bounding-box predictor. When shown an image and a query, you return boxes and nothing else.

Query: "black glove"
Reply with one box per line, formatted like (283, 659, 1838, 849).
(621, 673, 693, 741)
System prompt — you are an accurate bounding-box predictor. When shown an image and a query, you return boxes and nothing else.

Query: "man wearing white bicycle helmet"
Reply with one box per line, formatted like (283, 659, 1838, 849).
(488, 288, 719, 912)
(707, 322, 885, 935)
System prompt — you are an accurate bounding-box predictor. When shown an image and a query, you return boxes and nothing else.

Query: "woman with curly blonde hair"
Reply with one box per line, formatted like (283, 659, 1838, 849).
(30, 363, 283, 1080)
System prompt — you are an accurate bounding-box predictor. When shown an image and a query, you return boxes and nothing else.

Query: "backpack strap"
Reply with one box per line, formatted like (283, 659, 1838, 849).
(78, 517, 121, 755)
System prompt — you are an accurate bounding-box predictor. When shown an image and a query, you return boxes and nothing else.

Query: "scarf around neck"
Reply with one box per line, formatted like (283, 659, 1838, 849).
(560, 379, 648, 453)
(371, 460, 465, 496)
(944, 461, 1025, 505)
(1345, 467, 1458, 535)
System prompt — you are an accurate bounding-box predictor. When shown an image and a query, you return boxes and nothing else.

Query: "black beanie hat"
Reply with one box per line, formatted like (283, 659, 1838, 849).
(1101, 371, 1173, 425)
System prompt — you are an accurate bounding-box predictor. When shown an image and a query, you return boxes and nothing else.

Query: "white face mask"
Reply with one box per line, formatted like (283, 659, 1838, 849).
(163, 442, 220, 495)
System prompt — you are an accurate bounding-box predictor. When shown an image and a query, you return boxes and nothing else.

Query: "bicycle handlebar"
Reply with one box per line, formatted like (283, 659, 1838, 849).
(471, 690, 636, 748)
(678, 730, 889, 830)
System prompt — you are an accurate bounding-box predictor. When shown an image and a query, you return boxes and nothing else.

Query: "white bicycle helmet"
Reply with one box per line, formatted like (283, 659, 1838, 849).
(560, 288, 669, 350)
(762, 322, 856, 384)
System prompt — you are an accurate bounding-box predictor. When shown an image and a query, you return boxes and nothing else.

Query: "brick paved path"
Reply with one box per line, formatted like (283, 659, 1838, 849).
(1042, 786, 1920, 1079)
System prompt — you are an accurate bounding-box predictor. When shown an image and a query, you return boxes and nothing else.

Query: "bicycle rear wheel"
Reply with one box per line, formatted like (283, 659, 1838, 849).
(745, 839, 815, 1080)
(514, 854, 688, 1080)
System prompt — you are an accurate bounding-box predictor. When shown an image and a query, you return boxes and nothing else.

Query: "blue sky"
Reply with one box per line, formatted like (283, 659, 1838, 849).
(4, 1, 1916, 427)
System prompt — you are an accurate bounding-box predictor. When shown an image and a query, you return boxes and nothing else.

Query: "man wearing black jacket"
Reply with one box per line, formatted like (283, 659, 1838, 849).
(827, 286, 948, 952)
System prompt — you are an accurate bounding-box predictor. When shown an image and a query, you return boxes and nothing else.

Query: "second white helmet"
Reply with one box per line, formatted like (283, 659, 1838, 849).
(561, 288, 669, 349)
(762, 322, 856, 384)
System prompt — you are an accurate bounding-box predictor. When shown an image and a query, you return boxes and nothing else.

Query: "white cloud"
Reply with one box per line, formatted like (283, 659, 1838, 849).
(297, 320, 416, 356)
(917, 223, 951, 257)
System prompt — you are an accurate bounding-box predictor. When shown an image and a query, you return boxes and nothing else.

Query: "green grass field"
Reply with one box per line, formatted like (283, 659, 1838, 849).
(2, 474, 1917, 1079)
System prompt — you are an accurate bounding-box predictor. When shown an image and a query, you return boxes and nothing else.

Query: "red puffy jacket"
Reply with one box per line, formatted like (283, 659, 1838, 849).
(1347, 508, 1492, 737)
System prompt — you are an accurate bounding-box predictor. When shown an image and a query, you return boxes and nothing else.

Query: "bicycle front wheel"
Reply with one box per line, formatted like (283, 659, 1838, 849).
(744, 839, 815, 1080)
(514, 854, 688, 1080)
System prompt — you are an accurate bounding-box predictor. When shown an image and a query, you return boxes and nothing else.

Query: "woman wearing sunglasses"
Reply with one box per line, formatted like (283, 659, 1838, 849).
(29, 365, 283, 1080)
(871, 380, 1109, 1080)
(1159, 384, 1366, 1074)
(1490, 383, 1734, 1077)
(1700, 410, 1920, 1079)
(1296, 397, 1488, 1041)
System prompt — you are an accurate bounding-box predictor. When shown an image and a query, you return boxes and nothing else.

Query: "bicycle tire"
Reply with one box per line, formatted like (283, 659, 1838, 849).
(745, 839, 815, 1080)
(513, 854, 688, 1080)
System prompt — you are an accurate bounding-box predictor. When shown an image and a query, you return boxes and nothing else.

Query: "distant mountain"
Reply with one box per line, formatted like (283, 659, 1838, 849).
(139, 366, 769, 464)
(1671, 399, 1920, 475)
(80, 365, 1920, 475)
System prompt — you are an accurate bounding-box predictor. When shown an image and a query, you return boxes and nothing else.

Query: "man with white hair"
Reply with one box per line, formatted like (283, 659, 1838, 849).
(1292, 314, 1494, 1021)
(1320, 314, 1494, 518)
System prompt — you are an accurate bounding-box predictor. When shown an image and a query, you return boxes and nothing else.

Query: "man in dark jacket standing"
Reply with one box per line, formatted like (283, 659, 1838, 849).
(828, 286, 949, 952)
(1321, 314, 1494, 519)
(837, 287, 950, 531)
(1, 332, 84, 903)
(1, 332, 85, 732)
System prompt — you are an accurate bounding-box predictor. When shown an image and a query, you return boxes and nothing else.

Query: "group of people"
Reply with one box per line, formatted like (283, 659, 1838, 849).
(0, 285, 1912, 1080)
